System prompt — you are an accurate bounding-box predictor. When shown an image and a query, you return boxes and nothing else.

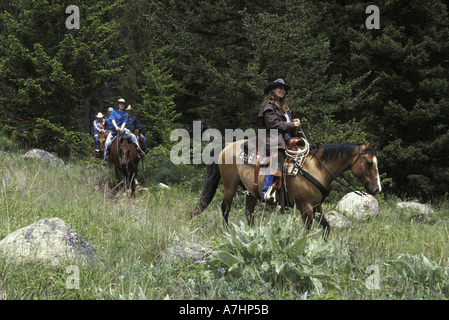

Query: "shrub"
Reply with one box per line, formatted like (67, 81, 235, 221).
(385, 253, 449, 298)
(8, 118, 91, 159)
(141, 145, 205, 190)
(202, 216, 352, 293)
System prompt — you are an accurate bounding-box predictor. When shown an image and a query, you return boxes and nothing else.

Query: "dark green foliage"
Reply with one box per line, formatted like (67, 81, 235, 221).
(0, 0, 448, 200)
(0, 0, 125, 131)
(330, 0, 449, 200)
(11, 118, 91, 159)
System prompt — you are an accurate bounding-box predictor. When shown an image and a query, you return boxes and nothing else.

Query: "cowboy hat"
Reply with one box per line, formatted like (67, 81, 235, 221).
(117, 98, 126, 104)
(125, 105, 132, 111)
(264, 78, 293, 94)
(96, 112, 104, 118)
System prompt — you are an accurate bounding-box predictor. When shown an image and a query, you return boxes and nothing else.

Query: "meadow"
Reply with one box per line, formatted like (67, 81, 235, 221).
(1, 140, 449, 300)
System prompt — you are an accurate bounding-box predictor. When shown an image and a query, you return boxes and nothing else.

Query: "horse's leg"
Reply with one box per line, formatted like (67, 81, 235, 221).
(244, 193, 257, 227)
(314, 204, 330, 239)
(114, 167, 124, 191)
(298, 203, 314, 230)
(220, 165, 240, 225)
(130, 171, 136, 197)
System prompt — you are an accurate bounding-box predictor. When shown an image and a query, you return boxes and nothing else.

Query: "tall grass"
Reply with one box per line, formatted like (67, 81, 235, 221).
(1, 143, 449, 300)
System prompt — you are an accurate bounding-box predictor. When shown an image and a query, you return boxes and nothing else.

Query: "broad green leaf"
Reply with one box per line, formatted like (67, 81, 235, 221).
(212, 251, 241, 268)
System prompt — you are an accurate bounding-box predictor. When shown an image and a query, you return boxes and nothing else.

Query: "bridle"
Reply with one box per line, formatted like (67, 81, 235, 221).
(350, 144, 372, 188)
(301, 128, 368, 197)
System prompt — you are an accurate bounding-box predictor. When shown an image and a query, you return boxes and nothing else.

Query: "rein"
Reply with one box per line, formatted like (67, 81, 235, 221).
(116, 131, 130, 168)
(301, 128, 367, 197)
(116, 131, 122, 164)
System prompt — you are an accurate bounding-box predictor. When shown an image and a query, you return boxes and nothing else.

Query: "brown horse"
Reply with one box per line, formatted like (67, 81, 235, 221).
(93, 132, 108, 158)
(92, 132, 108, 158)
(109, 133, 140, 196)
(192, 140, 381, 233)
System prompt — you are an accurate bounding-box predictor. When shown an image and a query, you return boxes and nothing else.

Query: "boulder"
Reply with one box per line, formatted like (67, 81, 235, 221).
(163, 241, 212, 262)
(395, 202, 434, 215)
(336, 192, 379, 221)
(0, 217, 97, 267)
(325, 211, 351, 230)
(23, 149, 65, 166)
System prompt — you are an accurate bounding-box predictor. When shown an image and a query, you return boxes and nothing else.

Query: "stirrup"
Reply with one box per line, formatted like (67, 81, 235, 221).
(133, 142, 145, 157)
(137, 148, 145, 157)
(262, 185, 277, 205)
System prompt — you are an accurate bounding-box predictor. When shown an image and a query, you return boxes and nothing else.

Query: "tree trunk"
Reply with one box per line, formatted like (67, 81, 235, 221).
(84, 98, 91, 134)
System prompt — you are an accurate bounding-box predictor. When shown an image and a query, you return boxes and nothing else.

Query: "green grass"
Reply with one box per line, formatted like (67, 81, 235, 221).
(1, 147, 449, 300)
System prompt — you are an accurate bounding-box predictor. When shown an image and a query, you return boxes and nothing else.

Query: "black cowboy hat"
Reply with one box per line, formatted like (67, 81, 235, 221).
(264, 78, 293, 94)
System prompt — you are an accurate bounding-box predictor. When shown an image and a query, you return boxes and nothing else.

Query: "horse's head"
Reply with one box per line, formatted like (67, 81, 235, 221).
(118, 136, 132, 168)
(351, 142, 382, 195)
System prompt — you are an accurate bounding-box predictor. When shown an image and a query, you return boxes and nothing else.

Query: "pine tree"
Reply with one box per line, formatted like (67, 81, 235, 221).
(136, 62, 179, 147)
(327, 0, 449, 200)
(0, 0, 126, 131)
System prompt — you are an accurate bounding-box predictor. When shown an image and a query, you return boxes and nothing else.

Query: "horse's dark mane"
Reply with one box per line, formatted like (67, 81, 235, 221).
(311, 143, 361, 162)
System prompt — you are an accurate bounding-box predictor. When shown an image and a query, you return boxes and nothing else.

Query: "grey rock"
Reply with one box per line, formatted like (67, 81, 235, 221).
(164, 241, 212, 262)
(413, 213, 436, 224)
(23, 149, 65, 166)
(395, 202, 434, 215)
(325, 211, 351, 230)
(337, 192, 379, 221)
(0, 217, 97, 267)
(158, 183, 171, 189)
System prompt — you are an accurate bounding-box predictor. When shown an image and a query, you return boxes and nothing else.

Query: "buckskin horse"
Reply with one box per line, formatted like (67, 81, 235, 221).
(109, 132, 140, 196)
(191, 140, 381, 234)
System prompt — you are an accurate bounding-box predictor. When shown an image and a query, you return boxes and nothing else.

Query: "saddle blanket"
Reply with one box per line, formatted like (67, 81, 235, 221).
(237, 151, 304, 176)
(237, 150, 270, 166)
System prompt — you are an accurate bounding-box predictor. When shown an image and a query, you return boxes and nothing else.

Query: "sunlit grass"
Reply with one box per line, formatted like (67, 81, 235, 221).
(1, 148, 449, 300)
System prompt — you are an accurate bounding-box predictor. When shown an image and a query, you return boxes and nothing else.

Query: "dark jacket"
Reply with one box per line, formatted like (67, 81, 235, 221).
(125, 115, 142, 133)
(258, 102, 297, 150)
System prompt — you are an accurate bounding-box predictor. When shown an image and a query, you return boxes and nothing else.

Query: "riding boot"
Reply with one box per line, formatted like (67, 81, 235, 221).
(262, 173, 280, 204)
(102, 148, 109, 166)
(134, 143, 145, 157)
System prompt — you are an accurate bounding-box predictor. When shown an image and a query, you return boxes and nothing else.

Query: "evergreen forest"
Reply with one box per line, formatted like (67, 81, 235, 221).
(1, 0, 448, 202)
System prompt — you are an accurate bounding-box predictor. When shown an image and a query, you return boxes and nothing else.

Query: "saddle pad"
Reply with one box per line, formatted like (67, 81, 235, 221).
(237, 151, 270, 166)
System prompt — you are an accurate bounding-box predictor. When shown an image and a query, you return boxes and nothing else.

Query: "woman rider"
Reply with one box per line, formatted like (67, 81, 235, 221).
(258, 79, 301, 201)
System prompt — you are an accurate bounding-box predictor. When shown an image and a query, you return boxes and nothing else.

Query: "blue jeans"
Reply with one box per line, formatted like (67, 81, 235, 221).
(138, 133, 147, 150)
(261, 169, 274, 198)
(94, 134, 99, 149)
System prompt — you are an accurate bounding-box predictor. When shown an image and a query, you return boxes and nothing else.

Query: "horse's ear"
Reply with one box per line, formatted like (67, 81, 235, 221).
(367, 141, 378, 150)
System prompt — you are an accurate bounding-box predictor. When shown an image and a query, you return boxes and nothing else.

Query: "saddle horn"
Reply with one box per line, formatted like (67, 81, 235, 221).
(289, 137, 305, 151)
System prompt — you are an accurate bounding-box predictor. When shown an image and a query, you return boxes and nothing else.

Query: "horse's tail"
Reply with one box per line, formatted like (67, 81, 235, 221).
(190, 161, 221, 218)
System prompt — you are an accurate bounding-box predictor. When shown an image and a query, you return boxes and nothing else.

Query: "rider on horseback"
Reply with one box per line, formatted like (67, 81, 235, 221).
(258, 79, 301, 201)
(125, 105, 148, 153)
(93, 112, 106, 152)
(103, 98, 145, 166)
